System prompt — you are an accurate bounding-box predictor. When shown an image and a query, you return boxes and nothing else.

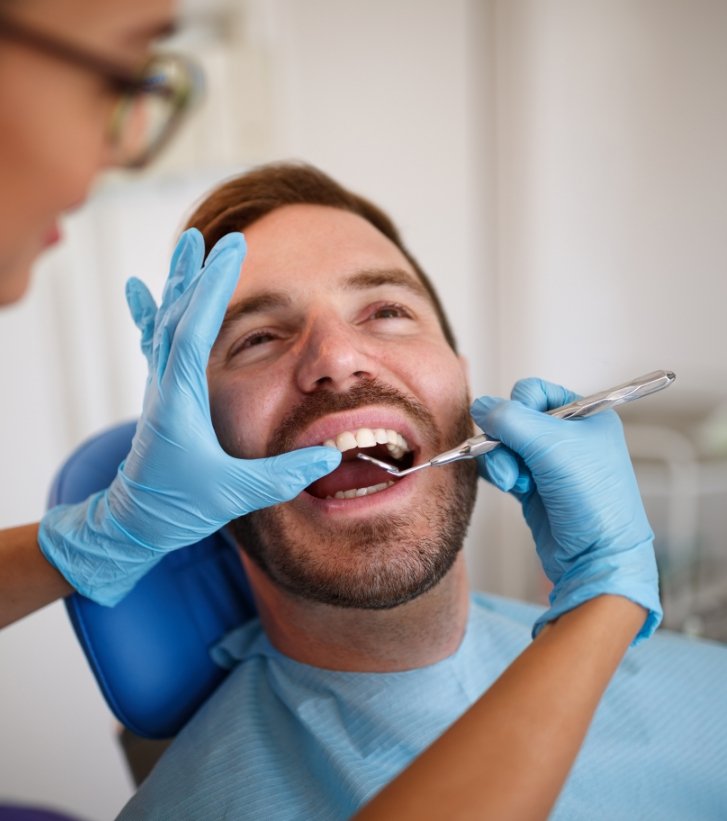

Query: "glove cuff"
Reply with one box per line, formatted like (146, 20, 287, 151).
(39, 491, 164, 607)
(532, 542, 663, 646)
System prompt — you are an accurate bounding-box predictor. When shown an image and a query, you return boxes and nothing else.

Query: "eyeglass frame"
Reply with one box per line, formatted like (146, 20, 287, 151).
(0, 13, 204, 168)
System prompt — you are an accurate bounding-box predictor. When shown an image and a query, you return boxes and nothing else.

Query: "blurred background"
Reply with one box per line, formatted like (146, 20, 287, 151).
(1, 0, 726, 817)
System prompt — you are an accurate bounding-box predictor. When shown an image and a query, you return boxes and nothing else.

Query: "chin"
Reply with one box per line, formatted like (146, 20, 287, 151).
(0, 267, 33, 305)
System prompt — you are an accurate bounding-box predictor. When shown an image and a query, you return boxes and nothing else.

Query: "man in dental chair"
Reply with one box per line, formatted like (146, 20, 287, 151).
(119, 162, 727, 820)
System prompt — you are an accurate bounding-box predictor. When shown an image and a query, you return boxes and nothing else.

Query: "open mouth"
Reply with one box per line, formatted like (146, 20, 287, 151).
(306, 427, 416, 500)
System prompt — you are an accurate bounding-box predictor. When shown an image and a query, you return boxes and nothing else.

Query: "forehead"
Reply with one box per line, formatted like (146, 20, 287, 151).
(234, 204, 419, 300)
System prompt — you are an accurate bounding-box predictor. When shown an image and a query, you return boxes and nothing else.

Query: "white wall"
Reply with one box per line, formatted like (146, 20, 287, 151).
(2, 1, 726, 818)
(494, 0, 727, 391)
(492, 0, 727, 599)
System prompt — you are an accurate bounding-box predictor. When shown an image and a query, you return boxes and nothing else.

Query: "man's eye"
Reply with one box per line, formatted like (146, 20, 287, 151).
(229, 330, 280, 359)
(369, 303, 413, 320)
(243, 331, 277, 348)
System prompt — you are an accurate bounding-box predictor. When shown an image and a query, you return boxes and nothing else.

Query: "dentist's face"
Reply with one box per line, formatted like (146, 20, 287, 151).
(207, 204, 478, 608)
(0, 0, 176, 303)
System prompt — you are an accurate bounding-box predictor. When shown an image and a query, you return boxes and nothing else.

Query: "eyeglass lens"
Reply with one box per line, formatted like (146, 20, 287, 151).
(110, 53, 203, 169)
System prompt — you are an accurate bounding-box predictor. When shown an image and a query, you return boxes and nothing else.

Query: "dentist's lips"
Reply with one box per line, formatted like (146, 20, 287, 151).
(42, 223, 61, 249)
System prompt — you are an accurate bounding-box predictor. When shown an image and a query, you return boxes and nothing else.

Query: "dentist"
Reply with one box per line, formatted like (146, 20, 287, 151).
(0, 0, 341, 628)
(0, 2, 659, 819)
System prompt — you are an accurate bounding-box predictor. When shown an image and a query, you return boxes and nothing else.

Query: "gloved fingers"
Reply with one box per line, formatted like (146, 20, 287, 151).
(148, 232, 242, 387)
(229, 446, 342, 509)
(471, 394, 568, 463)
(159, 229, 206, 314)
(151, 231, 208, 382)
(510, 377, 580, 412)
(152, 267, 202, 384)
(163, 232, 246, 389)
(171, 228, 205, 286)
(125, 277, 158, 367)
(511, 469, 535, 496)
(471, 396, 534, 494)
(470, 394, 503, 427)
(476, 446, 522, 492)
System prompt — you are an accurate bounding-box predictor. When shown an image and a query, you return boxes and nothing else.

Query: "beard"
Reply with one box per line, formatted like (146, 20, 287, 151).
(229, 379, 479, 609)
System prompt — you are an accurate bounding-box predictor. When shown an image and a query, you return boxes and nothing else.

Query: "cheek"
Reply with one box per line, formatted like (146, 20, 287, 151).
(209, 380, 257, 457)
(208, 372, 290, 459)
(0, 55, 110, 225)
(396, 345, 470, 416)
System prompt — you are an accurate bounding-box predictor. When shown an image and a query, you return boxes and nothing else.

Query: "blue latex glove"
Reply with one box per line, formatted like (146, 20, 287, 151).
(39, 229, 341, 606)
(471, 377, 662, 644)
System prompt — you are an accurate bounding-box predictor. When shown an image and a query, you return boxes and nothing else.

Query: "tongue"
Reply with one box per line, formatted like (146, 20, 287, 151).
(307, 459, 394, 498)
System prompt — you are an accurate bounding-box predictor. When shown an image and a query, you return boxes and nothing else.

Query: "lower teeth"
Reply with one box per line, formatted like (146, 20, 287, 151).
(328, 481, 395, 500)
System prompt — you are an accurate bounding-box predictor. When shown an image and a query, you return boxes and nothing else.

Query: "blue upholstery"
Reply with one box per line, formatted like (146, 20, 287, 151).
(47, 421, 256, 739)
(0, 806, 82, 821)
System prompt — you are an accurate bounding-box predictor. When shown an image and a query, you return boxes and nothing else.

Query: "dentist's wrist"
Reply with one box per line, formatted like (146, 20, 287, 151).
(39, 491, 165, 606)
(534, 543, 662, 644)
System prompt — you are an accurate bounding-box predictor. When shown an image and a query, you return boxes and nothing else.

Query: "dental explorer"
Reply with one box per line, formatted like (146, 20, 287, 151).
(356, 369, 676, 478)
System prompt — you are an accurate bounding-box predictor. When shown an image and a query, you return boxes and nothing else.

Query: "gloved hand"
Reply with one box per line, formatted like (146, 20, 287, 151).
(471, 377, 661, 644)
(39, 229, 341, 605)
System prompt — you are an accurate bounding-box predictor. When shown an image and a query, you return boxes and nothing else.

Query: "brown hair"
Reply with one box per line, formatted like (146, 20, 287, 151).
(184, 162, 457, 350)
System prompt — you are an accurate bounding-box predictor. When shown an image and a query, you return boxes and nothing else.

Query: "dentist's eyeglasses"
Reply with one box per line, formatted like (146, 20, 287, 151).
(0, 14, 204, 169)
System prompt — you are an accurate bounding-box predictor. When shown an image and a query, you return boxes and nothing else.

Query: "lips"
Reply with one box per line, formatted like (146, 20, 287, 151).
(303, 423, 417, 500)
(307, 457, 395, 499)
(269, 383, 436, 503)
(41, 223, 61, 249)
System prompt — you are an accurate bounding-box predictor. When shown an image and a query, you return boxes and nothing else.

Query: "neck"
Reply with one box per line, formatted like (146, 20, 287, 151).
(241, 553, 471, 672)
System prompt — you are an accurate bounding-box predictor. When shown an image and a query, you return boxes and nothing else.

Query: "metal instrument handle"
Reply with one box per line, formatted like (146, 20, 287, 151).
(461, 369, 676, 461)
(548, 369, 676, 420)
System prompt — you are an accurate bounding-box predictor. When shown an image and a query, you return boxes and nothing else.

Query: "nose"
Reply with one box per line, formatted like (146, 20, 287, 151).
(294, 314, 378, 393)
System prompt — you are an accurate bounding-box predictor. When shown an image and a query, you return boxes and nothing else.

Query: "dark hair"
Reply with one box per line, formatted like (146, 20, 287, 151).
(184, 162, 457, 350)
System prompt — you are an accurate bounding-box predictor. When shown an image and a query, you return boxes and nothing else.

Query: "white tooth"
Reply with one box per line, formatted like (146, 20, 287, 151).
(386, 481, 395, 489)
(355, 428, 377, 448)
(368, 482, 389, 494)
(329, 427, 409, 453)
(386, 444, 405, 460)
(335, 431, 358, 451)
(331, 481, 395, 500)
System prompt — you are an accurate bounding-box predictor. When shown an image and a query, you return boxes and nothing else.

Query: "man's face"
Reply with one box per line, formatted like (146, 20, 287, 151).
(208, 204, 478, 609)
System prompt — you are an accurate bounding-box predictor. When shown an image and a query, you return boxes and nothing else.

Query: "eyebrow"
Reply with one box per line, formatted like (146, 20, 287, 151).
(221, 292, 293, 331)
(343, 268, 430, 299)
(221, 267, 430, 331)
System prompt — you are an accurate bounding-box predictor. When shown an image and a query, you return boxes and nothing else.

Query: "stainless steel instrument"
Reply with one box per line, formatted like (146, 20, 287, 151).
(357, 369, 676, 478)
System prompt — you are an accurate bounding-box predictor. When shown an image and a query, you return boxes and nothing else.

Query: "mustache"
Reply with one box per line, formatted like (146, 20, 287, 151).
(268, 378, 441, 455)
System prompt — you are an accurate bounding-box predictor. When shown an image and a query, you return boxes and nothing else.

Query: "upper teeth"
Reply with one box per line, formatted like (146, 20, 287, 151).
(323, 428, 411, 461)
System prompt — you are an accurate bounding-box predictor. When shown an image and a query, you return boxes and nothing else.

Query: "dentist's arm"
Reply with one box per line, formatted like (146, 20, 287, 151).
(0, 524, 73, 626)
(356, 595, 644, 821)
(356, 377, 660, 820)
(1, 230, 340, 628)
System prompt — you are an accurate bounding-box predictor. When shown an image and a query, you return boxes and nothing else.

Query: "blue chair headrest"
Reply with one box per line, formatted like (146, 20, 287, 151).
(48, 421, 256, 739)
